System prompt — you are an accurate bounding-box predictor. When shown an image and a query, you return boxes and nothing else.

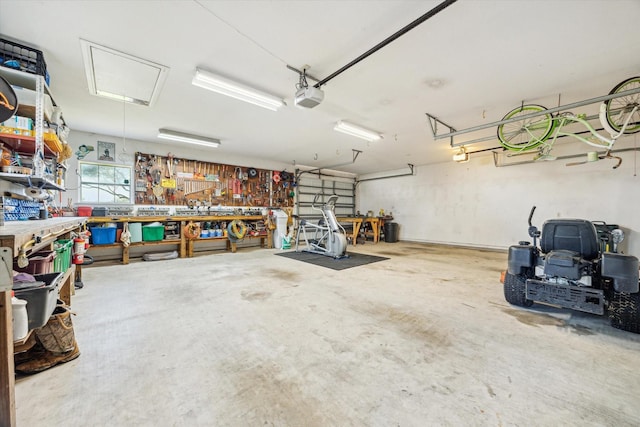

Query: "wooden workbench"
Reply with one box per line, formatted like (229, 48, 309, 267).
(337, 216, 388, 244)
(0, 216, 87, 427)
(336, 217, 363, 245)
(0, 217, 86, 256)
(86, 215, 271, 263)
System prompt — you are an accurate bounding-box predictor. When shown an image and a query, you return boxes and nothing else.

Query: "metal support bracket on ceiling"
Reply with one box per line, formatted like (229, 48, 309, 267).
(356, 163, 414, 185)
(426, 85, 640, 148)
(493, 146, 640, 168)
(286, 65, 320, 83)
(426, 113, 456, 147)
(296, 149, 362, 179)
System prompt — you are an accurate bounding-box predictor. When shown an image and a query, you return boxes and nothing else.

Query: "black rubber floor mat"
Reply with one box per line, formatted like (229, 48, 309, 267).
(275, 250, 389, 270)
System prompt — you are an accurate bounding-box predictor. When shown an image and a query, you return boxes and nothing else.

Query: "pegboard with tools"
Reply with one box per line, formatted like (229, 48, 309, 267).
(134, 152, 295, 207)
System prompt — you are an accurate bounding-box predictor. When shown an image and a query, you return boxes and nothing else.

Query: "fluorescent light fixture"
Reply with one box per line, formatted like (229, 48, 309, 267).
(334, 121, 382, 142)
(192, 68, 284, 111)
(453, 146, 469, 163)
(158, 129, 221, 148)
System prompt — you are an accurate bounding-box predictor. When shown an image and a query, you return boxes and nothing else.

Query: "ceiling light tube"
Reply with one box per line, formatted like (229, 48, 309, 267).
(334, 121, 382, 142)
(192, 68, 284, 111)
(158, 129, 221, 148)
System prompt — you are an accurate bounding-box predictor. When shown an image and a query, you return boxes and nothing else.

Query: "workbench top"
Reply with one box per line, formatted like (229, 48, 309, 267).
(86, 215, 265, 223)
(0, 217, 87, 254)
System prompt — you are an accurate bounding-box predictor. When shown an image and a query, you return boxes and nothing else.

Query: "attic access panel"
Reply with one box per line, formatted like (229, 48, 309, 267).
(80, 39, 168, 106)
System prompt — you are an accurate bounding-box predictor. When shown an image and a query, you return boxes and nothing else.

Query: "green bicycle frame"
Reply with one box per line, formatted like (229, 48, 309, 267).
(525, 103, 638, 154)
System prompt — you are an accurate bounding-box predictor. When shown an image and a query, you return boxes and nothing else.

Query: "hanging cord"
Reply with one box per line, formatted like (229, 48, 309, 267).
(194, 0, 288, 67)
(122, 98, 126, 152)
(634, 133, 637, 177)
(118, 99, 128, 163)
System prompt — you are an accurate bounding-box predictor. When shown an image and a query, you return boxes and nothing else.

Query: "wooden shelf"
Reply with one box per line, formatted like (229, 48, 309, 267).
(0, 133, 60, 158)
(89, 240, 180, 248)
(192, 236, 227, 242)
(192, 233, 268, 242)
(86, 214, 264, 223)
(130, 240, 178, 247)
(12, 330, 33, 349)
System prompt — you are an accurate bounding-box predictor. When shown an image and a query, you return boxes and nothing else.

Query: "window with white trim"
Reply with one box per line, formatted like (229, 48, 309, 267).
(79, 161, 131, 203)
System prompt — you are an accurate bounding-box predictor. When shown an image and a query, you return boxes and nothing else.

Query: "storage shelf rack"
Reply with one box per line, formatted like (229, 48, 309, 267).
(0, 66, 64, 186)
(426, 85, 640, 148)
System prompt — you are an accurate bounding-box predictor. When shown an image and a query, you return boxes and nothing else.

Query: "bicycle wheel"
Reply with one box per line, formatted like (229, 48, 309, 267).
(605, 76, 640, 134)
(497, 104, 554, 150)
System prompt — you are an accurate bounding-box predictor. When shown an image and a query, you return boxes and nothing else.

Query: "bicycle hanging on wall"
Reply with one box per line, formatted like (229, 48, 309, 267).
(496, 76, 640, 168)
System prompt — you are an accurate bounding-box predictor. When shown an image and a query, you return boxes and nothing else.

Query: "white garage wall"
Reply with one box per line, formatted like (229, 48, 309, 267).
(357, 145, 640, 257)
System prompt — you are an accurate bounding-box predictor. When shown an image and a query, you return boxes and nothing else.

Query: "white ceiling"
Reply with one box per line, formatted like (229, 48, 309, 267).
(1, 0, 638, 175)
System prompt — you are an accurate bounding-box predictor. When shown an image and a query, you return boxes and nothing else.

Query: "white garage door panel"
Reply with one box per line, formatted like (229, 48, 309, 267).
(296, 172, 356, 220)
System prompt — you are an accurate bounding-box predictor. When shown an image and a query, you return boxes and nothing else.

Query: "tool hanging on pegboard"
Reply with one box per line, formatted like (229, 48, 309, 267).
(133, 151, 294, 207)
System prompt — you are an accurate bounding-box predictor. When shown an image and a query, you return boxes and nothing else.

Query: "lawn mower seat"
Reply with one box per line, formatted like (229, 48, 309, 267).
(540, 219, 600, 279)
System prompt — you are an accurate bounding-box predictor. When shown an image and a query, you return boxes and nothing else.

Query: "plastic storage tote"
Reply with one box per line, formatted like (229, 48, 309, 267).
(90, 226, 117, 244)
(13, 250, 56, 275)
(53, 239, 73, 273)
(13, 272, 63, 330)
(142, 225, 165, 242)
(76, 206, 92, 216)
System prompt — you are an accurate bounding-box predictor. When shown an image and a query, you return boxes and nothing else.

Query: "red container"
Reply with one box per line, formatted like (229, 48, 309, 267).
(13, 250, 56, 275)
(77, 206, 92, 216)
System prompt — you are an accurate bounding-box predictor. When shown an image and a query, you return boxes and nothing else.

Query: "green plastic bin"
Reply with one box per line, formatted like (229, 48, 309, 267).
(142, 225, 165, 242)
(53, 239, 73, 273)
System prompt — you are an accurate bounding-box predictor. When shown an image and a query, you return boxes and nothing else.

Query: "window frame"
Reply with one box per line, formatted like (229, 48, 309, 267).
(78, 161, 132, 204)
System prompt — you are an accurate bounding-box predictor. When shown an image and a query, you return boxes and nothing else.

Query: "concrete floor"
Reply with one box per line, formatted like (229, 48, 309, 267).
(14, 242, 640, 426)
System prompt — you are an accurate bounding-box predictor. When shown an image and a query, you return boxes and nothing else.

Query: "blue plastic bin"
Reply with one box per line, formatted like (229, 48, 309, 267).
(90, 226, 117, 245)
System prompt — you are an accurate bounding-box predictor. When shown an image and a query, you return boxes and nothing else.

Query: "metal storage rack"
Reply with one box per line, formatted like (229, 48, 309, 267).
(425, 83, 640, 167)
(0, 66, 65, 191)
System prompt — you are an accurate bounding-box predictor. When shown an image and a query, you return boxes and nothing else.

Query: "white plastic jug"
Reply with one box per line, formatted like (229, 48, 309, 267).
(12, 296, 28, 341)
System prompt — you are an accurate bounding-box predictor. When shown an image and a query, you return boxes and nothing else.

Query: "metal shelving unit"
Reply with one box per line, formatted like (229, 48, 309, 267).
(0, 172, 64, 191)
(0, 66, 66, 191)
